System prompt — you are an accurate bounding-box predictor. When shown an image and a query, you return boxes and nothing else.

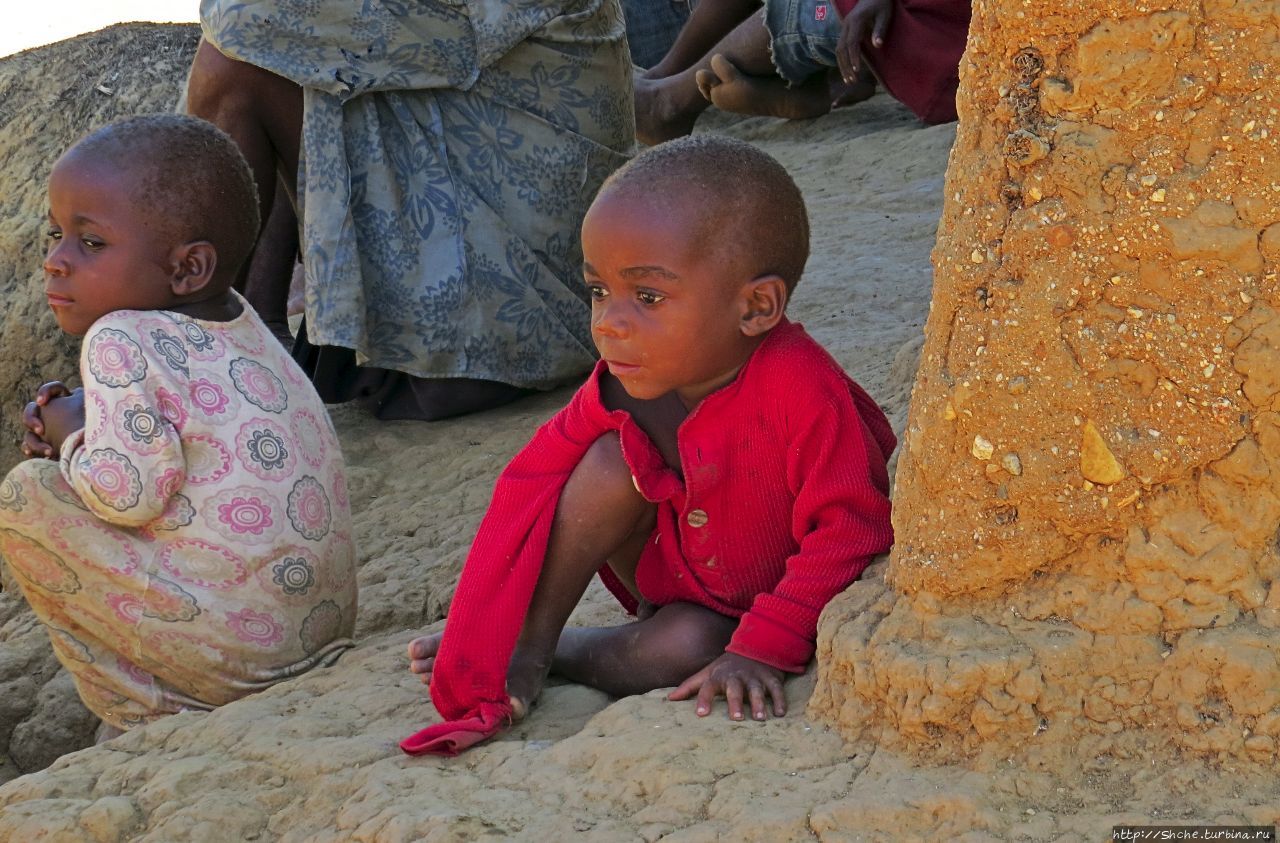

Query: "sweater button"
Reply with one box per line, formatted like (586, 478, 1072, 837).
(686, 509, 708, 528)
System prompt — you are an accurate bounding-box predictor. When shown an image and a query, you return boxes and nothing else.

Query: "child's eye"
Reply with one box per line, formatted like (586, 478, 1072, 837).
(46, 230, 62, 242)
(81, 237, 104, 250)
(587, 284, 608, 300)
(636, 290, 665, 306)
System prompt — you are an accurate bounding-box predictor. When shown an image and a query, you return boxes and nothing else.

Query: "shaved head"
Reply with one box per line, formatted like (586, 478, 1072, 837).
(61, 113, 260, 285)
(598, 135, 809, 291)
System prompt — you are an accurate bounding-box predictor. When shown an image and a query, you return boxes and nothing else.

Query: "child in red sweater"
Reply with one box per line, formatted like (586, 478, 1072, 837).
(403, 135, 895, 755)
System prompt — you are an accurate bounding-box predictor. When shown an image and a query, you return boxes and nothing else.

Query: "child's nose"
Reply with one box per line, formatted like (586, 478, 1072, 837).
(43, 242, 70, 277)
(591, 303, 629, 338)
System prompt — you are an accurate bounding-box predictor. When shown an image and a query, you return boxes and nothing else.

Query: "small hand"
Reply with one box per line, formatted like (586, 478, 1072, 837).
(20, 381, 73, 459)
(34, 387, 85, 460)
(668, 652, 787, 721)
(836, 0, 894, 82)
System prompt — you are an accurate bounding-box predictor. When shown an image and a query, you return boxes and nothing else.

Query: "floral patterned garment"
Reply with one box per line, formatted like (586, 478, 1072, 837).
(0, 297, 357, 729)
(201, 0, 636, 388)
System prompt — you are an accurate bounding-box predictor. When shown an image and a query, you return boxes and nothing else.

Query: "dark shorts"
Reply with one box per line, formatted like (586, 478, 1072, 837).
(763, 0, 843, 86)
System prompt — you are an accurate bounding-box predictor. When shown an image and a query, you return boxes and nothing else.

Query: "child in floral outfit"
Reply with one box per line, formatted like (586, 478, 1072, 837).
(0, 114, 356, 733)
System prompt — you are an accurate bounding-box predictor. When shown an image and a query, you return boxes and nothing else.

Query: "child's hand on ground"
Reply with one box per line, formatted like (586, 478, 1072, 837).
(668, 652, 787, 721)
(836, 0, 894, 82)
(26, 385, 85, 460)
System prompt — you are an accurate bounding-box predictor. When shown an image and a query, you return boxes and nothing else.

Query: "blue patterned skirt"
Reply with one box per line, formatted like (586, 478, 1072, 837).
(201, 0, 634, 390)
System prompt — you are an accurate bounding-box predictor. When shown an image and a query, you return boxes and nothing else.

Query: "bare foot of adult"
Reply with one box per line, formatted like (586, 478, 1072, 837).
(407, 633, 442, 684)
(702, 54, 832, 121)
(634, 76, 702, 146)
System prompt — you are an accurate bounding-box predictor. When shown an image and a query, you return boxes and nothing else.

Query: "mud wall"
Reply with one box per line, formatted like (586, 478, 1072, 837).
(812, 0, 1280, 762)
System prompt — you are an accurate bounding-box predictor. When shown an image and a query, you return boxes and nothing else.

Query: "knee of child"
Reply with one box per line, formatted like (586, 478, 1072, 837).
(573, 432, 637, 502)
(653, 603, 737, 668)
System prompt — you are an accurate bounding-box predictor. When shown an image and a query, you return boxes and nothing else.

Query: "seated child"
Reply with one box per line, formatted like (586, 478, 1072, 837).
(402, 135, 895, 756)
(0, 114, 357, 734)
(634, 0, 971, 145)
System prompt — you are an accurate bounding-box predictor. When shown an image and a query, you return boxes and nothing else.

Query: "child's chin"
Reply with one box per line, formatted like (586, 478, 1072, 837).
(616, 379, 665, 401)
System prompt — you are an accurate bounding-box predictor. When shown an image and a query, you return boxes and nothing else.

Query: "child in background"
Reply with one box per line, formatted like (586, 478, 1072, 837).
(403, 135, 895, 755)
(1, 114, 357, 735)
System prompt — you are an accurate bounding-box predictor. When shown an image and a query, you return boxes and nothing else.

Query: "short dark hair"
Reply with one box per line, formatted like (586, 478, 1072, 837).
(600, 135, 809, 290)
(64, 113, 260, 281)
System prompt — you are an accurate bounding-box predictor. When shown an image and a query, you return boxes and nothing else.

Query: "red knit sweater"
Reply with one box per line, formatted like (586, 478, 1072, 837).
(402, 321, 895, 755)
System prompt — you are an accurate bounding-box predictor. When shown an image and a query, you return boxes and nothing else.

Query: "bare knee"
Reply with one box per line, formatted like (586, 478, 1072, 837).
(565, 432, 645, 514)
(647, 603, 737, 673)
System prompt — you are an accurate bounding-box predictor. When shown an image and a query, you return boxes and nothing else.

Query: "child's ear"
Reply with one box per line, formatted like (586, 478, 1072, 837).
(169, 241, 219, 297)
(739, 274, 788, 336)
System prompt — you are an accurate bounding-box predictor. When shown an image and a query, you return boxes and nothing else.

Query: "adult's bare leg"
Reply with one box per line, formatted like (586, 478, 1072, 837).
(634, 10, 777, 144)
(643, 0, 762, 79)
(186, 39, 303, 341)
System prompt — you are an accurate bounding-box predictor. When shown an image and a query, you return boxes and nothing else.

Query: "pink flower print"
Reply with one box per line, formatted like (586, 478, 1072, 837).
(49, 515, 141, 576)
(230, 358, 288, 413)
(149, 630, 228, 676)
(188, 378, 232, 417)
(153, 387, 187, 429)
(154, 467, 184, 501)
(139, 494, 196, 540)
(115, 655, 153, 688)
(216, 492, 275, 536)
(106, 593, 146, 625)
(0, 477, 27, 512)
(141, 576, 201, 622)
(290, 409, 327, 468)
(151, 328, 189, 376)
(0, 528, 80, 594)
(86, 328, 147, 387)
(111, 401, 169, 456)
(286, 476, 331, 541)
(179, 320, 218, 357)
(158, 538, 248, 590)
(83, 448, 142, 511)
(226, 608, 285, 648)
(235, 420, 295, 481)
(332, 469, 349, 511)
(86, 391, 110, 441)
(185, 435, 233, 485)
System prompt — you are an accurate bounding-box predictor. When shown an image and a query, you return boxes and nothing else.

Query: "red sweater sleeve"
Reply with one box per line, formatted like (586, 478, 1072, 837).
(725, 392, 894, 673)
(401, 370, 621, 755)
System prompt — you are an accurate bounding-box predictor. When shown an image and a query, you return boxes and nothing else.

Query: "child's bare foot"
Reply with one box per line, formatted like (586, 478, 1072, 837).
(407, 633, 442, 684)
(634, 76, 703, 146)
(407, 633, 541, 720)
(701, 54, 832, 121)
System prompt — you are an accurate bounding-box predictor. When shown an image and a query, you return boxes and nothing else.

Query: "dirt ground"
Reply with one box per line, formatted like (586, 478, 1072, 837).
(0, 22, 1276, 843)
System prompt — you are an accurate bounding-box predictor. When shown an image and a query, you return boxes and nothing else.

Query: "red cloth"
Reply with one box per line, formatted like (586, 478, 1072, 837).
(401, 321, 895, 755)
(833, 0, 972, 125)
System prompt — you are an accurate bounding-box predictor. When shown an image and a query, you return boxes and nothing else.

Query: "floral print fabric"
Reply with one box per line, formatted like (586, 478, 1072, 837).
(201, 0, 636, 388)
(0, 299, 357, 729)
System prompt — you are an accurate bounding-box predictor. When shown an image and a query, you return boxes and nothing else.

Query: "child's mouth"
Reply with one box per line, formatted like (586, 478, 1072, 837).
(605, 360, 640, 374)
(46, 293, 73, 307)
